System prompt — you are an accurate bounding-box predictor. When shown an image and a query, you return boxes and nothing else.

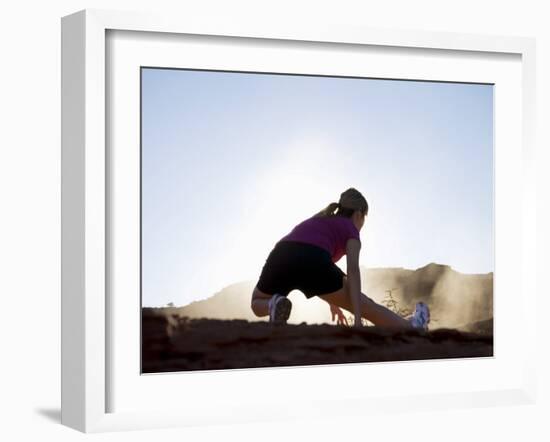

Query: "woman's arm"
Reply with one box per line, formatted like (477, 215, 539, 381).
(346, 238, 362, 327)
(318, 296, 349, 325)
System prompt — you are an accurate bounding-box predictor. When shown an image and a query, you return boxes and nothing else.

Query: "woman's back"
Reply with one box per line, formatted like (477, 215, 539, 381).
(279, 215, 360, 263)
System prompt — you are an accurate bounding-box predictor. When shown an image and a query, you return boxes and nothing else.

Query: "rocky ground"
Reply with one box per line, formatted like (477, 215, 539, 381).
(142, 308, 493, 373)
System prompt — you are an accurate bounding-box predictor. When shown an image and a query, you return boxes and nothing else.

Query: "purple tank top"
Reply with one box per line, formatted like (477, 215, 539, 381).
(279, 215, 360, 263)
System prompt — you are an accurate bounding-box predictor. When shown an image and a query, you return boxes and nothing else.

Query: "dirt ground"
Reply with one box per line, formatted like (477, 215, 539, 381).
(142, 308, 493, 373)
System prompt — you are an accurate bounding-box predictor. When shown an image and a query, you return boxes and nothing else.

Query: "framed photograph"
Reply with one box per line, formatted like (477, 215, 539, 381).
(61, 9, 537, 433)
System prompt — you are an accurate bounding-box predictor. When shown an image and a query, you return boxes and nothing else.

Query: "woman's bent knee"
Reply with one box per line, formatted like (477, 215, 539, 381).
(251, 286, 271, 317)
(250, 299, 264, 317)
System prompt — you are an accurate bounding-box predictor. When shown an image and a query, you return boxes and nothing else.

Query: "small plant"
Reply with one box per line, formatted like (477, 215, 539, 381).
(381, 289, 412, 318)
(382, 289, 438, 325)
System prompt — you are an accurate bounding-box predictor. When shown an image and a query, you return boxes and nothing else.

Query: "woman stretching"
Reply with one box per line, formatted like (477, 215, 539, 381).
(251, 188, 430, 329)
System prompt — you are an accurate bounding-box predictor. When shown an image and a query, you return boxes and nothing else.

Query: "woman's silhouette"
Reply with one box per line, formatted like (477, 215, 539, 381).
(251, 188, 430, 329)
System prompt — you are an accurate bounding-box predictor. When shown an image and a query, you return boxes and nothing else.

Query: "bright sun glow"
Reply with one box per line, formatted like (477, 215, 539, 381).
(203, 135, 358, 299)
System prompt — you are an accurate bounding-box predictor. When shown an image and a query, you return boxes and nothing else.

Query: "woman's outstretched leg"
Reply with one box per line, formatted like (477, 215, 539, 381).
(319, 277, 412, 329)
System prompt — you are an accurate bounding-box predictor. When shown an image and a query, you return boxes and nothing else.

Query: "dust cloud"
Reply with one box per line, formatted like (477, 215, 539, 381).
(154, 263, 493, 331)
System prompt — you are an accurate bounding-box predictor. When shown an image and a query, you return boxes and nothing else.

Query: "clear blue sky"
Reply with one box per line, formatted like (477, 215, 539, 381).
(141, 68, 493, 307)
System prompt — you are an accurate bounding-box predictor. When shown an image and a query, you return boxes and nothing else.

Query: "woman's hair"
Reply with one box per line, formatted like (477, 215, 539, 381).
(315, 188, 369, 218)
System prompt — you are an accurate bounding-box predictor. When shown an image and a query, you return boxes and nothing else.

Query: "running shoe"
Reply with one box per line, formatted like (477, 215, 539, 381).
(268, 294, 292, 324)
(409, 302, 430, 330)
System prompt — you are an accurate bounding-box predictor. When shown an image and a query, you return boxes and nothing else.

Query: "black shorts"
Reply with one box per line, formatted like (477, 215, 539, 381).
(256, 240, 346, 299)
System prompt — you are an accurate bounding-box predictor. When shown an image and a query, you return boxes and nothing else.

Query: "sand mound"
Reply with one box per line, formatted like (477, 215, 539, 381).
(159, 263, 492, 329)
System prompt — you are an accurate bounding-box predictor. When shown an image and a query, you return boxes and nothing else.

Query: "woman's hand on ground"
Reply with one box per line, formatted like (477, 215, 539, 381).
(329, 304, 349, 326)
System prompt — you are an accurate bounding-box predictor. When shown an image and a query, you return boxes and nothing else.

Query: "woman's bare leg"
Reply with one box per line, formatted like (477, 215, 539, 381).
(319, 277, 412, 329)
(250, 286, 272, 317)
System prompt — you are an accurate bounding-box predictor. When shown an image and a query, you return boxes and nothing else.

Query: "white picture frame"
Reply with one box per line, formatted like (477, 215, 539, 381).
(61, 8, 537, 433)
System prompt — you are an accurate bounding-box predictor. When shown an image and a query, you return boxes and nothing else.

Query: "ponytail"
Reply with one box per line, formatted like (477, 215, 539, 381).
(314, 202, 340, 218)
(314, 188, 369, 218)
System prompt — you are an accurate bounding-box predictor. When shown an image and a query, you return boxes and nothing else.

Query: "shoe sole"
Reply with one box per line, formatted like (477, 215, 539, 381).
(272, 297, 292, 324)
